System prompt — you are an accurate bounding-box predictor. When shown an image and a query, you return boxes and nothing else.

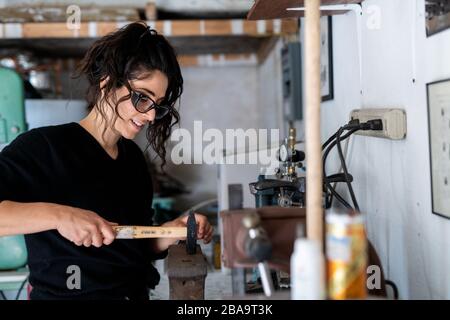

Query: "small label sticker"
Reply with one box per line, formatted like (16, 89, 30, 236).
(326, 236, 351, 262)
(115, 227, 134, 239)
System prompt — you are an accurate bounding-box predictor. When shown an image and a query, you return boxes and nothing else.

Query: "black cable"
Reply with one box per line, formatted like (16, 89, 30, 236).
(323, 128, 359, 169)
(326, 130, 356, 209)
(323, 129, 348, 208)
(322, 127, 360, 209)
(322, 131, 338, 151)
(0, 290, 7, 300)
(325, 183, 352, 209)
(323, 119, 383, 209)
(321, 119, 362, 151)
(336, 127, 360, 211)
(385, 280, 399, 300)
(14, 276, 29, 300)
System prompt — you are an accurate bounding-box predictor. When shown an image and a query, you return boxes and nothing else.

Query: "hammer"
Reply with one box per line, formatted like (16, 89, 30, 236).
(112, 210, 198, 254)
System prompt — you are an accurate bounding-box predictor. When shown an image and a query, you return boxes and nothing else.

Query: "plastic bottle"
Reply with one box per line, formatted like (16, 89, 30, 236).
(290, 223, 326, 300)
(326, 210, 367, 300)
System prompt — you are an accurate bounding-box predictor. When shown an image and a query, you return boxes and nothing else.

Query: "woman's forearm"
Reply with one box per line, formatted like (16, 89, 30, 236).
(0, 200, 62, 236)
(150, 237, 177, 253)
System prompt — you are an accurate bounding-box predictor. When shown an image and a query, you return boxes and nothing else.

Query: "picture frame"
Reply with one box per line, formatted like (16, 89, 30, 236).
(427, 79, 450, 219)
(426, 1, 450, 37)
(320, 15, 334, 102)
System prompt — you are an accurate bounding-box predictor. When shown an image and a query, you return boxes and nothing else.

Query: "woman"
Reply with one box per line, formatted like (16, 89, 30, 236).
(0, 22, 213, 300)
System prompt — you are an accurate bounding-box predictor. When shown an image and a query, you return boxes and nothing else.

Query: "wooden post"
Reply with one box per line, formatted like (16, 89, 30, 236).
(304, 0, 323, 246)
(145, 1, 157, 20)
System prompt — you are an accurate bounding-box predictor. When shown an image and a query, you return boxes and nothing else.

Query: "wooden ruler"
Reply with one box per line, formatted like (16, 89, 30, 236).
(113, 226, 187, 239)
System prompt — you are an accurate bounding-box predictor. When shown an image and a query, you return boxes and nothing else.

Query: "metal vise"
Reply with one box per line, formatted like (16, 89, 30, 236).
(167, 211, 208, 300)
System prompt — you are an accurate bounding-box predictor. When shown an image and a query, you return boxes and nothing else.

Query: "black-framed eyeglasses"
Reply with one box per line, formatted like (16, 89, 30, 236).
(130, 90, 171, 120)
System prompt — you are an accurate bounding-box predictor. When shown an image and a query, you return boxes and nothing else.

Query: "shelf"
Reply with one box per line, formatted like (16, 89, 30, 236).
(247, 0, 362, 20)
(0, 19, 297, 64)
(0, 19, 297, 39)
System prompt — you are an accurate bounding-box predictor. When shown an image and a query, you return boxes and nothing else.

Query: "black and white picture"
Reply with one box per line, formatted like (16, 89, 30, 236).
(427, 79, 450, 219)
(320, 16, 334, 102)
(426, 0, 450, 37)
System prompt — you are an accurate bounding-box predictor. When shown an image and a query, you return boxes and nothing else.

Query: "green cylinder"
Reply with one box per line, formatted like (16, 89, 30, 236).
(0, 235, 28, 270)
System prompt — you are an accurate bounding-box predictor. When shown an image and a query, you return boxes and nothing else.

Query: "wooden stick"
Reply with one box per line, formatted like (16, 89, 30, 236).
(113, 226, 187, 239)
(145, 1, 157, 20)
(304, 0, 323, 246)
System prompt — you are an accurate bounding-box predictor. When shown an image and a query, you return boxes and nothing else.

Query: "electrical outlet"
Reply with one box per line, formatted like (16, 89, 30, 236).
(350, 108, 407, 140)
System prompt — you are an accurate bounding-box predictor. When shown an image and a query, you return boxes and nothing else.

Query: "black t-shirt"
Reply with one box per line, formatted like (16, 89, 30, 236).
(0, 122, 167, 299)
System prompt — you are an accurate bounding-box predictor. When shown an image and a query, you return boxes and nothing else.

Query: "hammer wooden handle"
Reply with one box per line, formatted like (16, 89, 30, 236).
(113, 226, 187, 239)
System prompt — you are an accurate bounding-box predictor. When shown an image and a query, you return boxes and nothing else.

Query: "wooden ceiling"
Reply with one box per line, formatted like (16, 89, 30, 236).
(0, 36, 275, 58)
(247, 0, 363, 20)
(0, 19, 298, 62)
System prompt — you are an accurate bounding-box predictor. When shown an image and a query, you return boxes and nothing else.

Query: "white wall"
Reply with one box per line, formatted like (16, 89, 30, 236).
(257, 39, 285, 134)
(25, 99, 87, 129)
(301, 0, 450, 299)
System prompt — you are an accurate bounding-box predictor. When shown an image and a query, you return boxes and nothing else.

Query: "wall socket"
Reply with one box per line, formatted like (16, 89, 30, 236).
(350, 108, 407, 140)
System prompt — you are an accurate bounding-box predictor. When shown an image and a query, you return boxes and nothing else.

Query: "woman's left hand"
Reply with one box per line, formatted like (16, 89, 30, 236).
(163, 213, 214, 244)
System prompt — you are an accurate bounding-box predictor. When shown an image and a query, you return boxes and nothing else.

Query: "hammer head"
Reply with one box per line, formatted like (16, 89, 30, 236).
(186, 210, 197, 255)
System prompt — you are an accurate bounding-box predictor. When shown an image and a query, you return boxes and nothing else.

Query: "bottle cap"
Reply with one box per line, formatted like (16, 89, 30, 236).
(294, 238, 321, 256)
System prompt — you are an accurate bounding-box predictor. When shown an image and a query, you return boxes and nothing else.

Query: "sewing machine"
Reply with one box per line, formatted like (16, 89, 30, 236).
(249, 127, 305, 208)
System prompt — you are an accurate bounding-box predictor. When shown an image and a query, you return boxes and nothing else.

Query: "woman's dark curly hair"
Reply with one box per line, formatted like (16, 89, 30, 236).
(75, 21, 183, 167)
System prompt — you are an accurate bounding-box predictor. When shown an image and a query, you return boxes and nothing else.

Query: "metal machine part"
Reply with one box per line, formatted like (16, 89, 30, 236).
(0, 67, 27, 145)
(242, 213, 275, 297)
(186, 210, 197, 255)
(0, 67, 28, 270)
(278, 189, 293, 207)
(257, 262, 274, 297)
(277, 127, 305, 180)
(249, 176, 305, 208)
(249, 125, 306, 209)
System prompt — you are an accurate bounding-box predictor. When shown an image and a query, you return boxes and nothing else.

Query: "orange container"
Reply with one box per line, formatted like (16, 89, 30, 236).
(326, 211, 367, 300)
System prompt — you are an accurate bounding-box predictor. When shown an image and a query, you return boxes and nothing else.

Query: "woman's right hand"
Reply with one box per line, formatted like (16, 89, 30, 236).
(54, 206, 117, 248)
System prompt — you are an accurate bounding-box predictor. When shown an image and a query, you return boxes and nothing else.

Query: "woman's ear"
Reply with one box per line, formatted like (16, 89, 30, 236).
(99, 76, 110, 90)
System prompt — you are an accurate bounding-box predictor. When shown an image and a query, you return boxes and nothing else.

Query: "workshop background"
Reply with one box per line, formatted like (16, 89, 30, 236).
(0, 0, 449, 300)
